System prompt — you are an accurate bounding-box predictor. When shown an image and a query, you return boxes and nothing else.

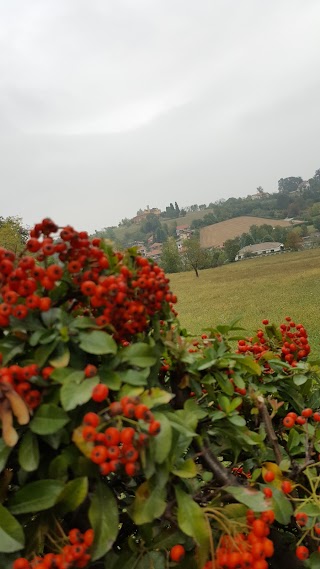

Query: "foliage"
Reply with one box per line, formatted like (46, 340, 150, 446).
(0, 219, 320, 569)
(160, 237, 182, 273)
(0, 217, 28, 254)
(183, 237, 210, 277)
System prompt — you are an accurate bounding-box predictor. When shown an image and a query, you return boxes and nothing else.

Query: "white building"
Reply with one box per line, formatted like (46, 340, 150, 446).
(235, 242, 284, 261)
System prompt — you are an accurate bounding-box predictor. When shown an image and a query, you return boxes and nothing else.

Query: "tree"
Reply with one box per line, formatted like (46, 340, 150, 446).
(224, 236, 241, 262)
(0, 216, 27, 253)
(1, 218, 320, 569)
(285, 230, 303, 251)
(278, 177, 303, 194)
(160, 237, 182, 273)
(313, 216, 320, 231)
(183, 237, 209, 277)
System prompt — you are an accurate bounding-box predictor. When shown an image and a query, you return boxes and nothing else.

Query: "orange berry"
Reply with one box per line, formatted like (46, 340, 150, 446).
(170, 545, 185, 563)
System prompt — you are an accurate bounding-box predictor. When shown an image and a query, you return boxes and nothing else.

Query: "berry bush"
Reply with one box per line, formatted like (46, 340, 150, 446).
(0, 219, 320, 569)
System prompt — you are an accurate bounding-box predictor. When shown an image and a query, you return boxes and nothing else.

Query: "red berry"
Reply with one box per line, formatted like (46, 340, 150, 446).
(281, 480, 293, 494)
(263, 488, 273, 498)
(283, 416, 295, 428)
(148, 420, 161, 435)
(83, 412, 100, 427)
(296, 416, 306, 425)
(13, 560, 30, 569)
(92, 384, 109, 402)
(301, 408, 313, 418)
(296, 545, 309, 560)
(170, 545, 185, 563)
(263, 471, 275, 483)
(84, 364, 97, 378)
(295, 512, 308, 527)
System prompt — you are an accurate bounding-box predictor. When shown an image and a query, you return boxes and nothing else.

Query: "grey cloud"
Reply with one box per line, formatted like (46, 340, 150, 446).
(0, 0, 320, 232)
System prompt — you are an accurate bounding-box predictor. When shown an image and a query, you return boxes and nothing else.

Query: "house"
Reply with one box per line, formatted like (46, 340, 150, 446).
(176, 225, 190, 237)
(132, 206, 161, 224)
(147, 242, 163, 262)
(235, 242, 284, 261)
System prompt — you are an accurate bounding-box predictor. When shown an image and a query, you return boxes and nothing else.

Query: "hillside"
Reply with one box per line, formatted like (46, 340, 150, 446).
(200, 216, 295, 248)
(169, 248, 320, 351)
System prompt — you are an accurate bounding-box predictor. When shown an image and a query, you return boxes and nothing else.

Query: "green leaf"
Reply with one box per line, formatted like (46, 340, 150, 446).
(293, 374, 308, 386)
(0, 504, 25, 553)
(117, 369, 149, 386)
(99, 369, 122, 390)
(209, 410, 226, 422)
(18, 431, 39, 472)
(60, 377, 99, 411)
(120, 343, 157, 367)
(49, 455, 69, 480)
(301, 502, 320, 517)
(175, 486, 209, 567)
(228, 415, 246, 427)
(130, 481, 167, 525)
(34, 341, 58, 367)
(172, 458, 197, 478)
(140, 388, 174, 408)
(73, 317, 98, 329)
(8, 480, 64, 514)
(79, 330, 117, 355)
(225, 486, 269, 512)
(184, 398, 208, 419)
(0, 440, 12, 474)
(271, 487, 293, 524)
(166, 412, 197, 437)
(56, 477, 88, 516)
(50, 368, 84, 384)
(0, 337, 25, 365)
(89, 482, 119, 561)
(153, 413, 172, 464)
(30, 404, 70, 435)
(49, 343, 70, 368)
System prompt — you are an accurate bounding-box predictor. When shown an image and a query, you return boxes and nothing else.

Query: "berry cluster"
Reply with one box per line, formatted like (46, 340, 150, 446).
(0, 218, 177, 341)
(81, 397, 161, 477)
(0, 363, 42, 409)
(13, 528, 94, 569)
(283, 408, 320, 428)
(204, 510, 275, 569)
(237, 317, 310, 368)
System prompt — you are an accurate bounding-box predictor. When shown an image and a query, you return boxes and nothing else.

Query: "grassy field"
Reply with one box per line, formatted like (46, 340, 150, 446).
(168, 248, 320, 355)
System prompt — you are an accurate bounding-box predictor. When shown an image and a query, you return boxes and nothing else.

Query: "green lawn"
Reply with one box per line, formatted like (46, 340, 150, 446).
(168, 249, 320, 355)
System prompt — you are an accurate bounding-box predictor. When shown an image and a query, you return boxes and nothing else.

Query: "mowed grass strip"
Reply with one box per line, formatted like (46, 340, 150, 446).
(168, 249, 320, 355)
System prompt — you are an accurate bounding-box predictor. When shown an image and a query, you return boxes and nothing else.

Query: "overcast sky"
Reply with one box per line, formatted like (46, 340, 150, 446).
(1, 0, 320, 233)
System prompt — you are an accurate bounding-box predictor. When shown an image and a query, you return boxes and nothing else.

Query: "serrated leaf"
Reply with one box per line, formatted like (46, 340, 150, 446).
(0, 504, 25, 553)
(8, 480, 64, 514)
(79, 330, 117, 355)
(55, 477, 88, 516)
(18, 431, 39, 472)
(89, 482, 119, 560)
(30, 404, 70, 435)
(60, 377, 99, 411)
